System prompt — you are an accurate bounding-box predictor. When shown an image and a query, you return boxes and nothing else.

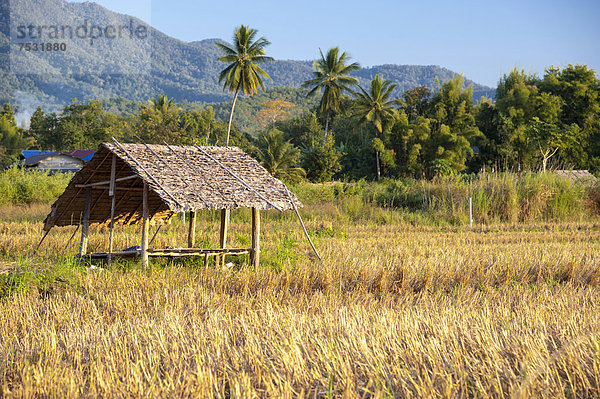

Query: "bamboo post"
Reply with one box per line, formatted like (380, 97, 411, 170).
(78, 187, 92, 259)
(251, 208, 260, 267)
(108, 155, 117, 265)
(149, 225, 162, 247)
(218, 209, 229, 266)
(283, 188, 322, 261)
(188, 211, 196, 248)
(62, 225, 79, 253)
(141, 182, 149, 268)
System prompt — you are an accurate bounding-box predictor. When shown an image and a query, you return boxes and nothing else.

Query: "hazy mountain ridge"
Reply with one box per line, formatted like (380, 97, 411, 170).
(0, 0, 495, 117)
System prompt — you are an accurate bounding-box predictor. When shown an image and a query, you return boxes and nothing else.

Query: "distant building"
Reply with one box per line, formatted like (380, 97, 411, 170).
(20, 150, 54, 159)
(68, 149, 95, 162)
(16, 152, 85, 174)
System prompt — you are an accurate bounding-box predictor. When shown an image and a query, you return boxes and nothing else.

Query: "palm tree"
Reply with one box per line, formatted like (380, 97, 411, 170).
(302, 47, 360, 146)
(354, 75, 398, 181)
(148, 95, 176, 116)
(216, 25, 273, 146)
(258, 129, 306, 182)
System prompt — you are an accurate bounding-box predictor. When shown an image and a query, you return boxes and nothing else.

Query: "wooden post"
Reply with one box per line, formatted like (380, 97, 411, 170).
(188, 211, 196, 248)
(141, 182, 149, 268)
(218, 209, 229, 266)
(78, 187, 92, 258)
(108, 155, 117, 265)
(251, 208, 260, 267)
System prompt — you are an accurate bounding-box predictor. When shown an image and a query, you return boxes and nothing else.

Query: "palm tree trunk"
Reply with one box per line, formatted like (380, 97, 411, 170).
(322, 111, 330, 147)
(375, 150, 381, 182)
(226, 87, 241, 147)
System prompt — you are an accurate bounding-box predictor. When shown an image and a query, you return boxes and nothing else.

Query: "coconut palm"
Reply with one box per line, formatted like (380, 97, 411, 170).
(258, 129, 306, 182)
(302, 47, 360, 146)
(148, 95, 176, 116)
(354, 75, 398, 181)
(216, 25, 273, 146)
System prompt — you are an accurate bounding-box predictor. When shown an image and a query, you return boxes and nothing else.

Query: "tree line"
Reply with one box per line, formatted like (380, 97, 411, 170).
(1, 25, 598, 182)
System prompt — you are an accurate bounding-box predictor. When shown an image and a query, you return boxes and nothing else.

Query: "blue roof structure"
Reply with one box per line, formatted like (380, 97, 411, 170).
(22, 150, 54, 159)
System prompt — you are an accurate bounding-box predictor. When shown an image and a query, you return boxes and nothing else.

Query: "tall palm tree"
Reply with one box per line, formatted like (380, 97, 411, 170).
(302, 47, 360, 146)
(216, 25, 273, 146)
(354, 75, 398, 181)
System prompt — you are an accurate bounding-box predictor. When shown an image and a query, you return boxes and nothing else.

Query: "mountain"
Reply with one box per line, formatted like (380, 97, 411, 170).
(0, 0, 495, 122)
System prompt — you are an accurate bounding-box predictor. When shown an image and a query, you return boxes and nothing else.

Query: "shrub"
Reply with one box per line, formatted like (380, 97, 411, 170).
(0, 166, 71, 205)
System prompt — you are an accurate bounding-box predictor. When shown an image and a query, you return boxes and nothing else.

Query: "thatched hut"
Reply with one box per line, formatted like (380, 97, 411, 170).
(43, 142, 302, 267)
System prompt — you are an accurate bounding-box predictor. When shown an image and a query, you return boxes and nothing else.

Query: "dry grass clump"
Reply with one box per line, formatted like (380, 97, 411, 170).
(0, 206, 599, 397)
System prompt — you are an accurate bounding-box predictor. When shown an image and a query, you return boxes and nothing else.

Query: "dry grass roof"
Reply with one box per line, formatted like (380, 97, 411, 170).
(554, 170, 597, 182)
(44, 143, 302, 230)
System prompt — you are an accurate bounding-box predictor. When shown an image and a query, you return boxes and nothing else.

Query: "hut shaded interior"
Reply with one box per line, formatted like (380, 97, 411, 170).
(43, 142, 302, 266)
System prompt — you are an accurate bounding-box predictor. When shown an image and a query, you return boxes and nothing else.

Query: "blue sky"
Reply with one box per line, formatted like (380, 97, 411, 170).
(70, 0, 600, 87)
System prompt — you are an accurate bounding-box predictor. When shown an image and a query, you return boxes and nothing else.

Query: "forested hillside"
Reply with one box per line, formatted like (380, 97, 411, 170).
(0, 0, 493, 117)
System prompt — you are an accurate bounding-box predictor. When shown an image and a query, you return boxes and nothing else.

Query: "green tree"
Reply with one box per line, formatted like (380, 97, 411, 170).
(525, 117, 578, 172)
(302, 47, 360, 146)
(539, 64, 600, 171)
(424, 75, 483, 176)
(0, 111, 31, 166)
(55, 100, 110, 150)
(353, 75, 398, 181)
(494, 69, 540, 168)
(257, 128, 305, 182)
(138, 95, 181, 144)
(275, 111, 325, 149)
(301, 143, 342, 182)
(401, 85, 430, 122)
(180, 107, 216, 145)
(216, 25, 274, 146)
(388, 110, 429, 178)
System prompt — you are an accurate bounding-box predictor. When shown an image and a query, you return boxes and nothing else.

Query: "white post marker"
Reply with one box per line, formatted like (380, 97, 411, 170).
(469, 197, 473, 228)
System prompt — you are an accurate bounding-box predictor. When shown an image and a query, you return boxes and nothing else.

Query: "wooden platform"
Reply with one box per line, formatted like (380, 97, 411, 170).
(82, 247, 252, 262)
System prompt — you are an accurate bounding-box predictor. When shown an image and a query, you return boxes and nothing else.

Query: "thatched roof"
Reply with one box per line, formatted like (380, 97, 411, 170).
(554, 170, 597, 182)
(44, 143, 302, 231)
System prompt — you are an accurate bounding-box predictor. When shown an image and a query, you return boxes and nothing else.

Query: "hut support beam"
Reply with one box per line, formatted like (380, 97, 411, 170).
(78, 187, 92, 259)
(251, 208, 260, 267)
(108, 155, 116, 265)
(141, 182, 149, 268)
(218, 209, 229, 266)
(188, 211, 196, 248)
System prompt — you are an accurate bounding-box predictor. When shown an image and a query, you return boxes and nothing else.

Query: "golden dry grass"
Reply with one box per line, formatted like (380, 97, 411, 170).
(0, 204, 599, 397)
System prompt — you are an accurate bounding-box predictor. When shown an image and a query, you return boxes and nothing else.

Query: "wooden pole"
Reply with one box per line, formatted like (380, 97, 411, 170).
(33, 228, 51, 256)
(284, 188, 322, 261)
(78, 187, 92, 259)
(149, 225, 162, 247)
(188, 211, 196, 248)
(218, 209, 229, 266)
(251, 208, 260, 267)
(62, 225, 79, 253)
(141, 182, 149, 268)
(108, 155, 117, 265)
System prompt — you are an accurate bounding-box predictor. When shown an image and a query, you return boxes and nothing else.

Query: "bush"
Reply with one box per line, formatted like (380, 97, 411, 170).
(0, 166, 71, 205)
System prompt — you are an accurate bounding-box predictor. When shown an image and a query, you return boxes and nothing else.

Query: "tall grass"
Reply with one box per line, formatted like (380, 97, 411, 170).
(373, 172, 595, 224)
(0, 167, 596, 226)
